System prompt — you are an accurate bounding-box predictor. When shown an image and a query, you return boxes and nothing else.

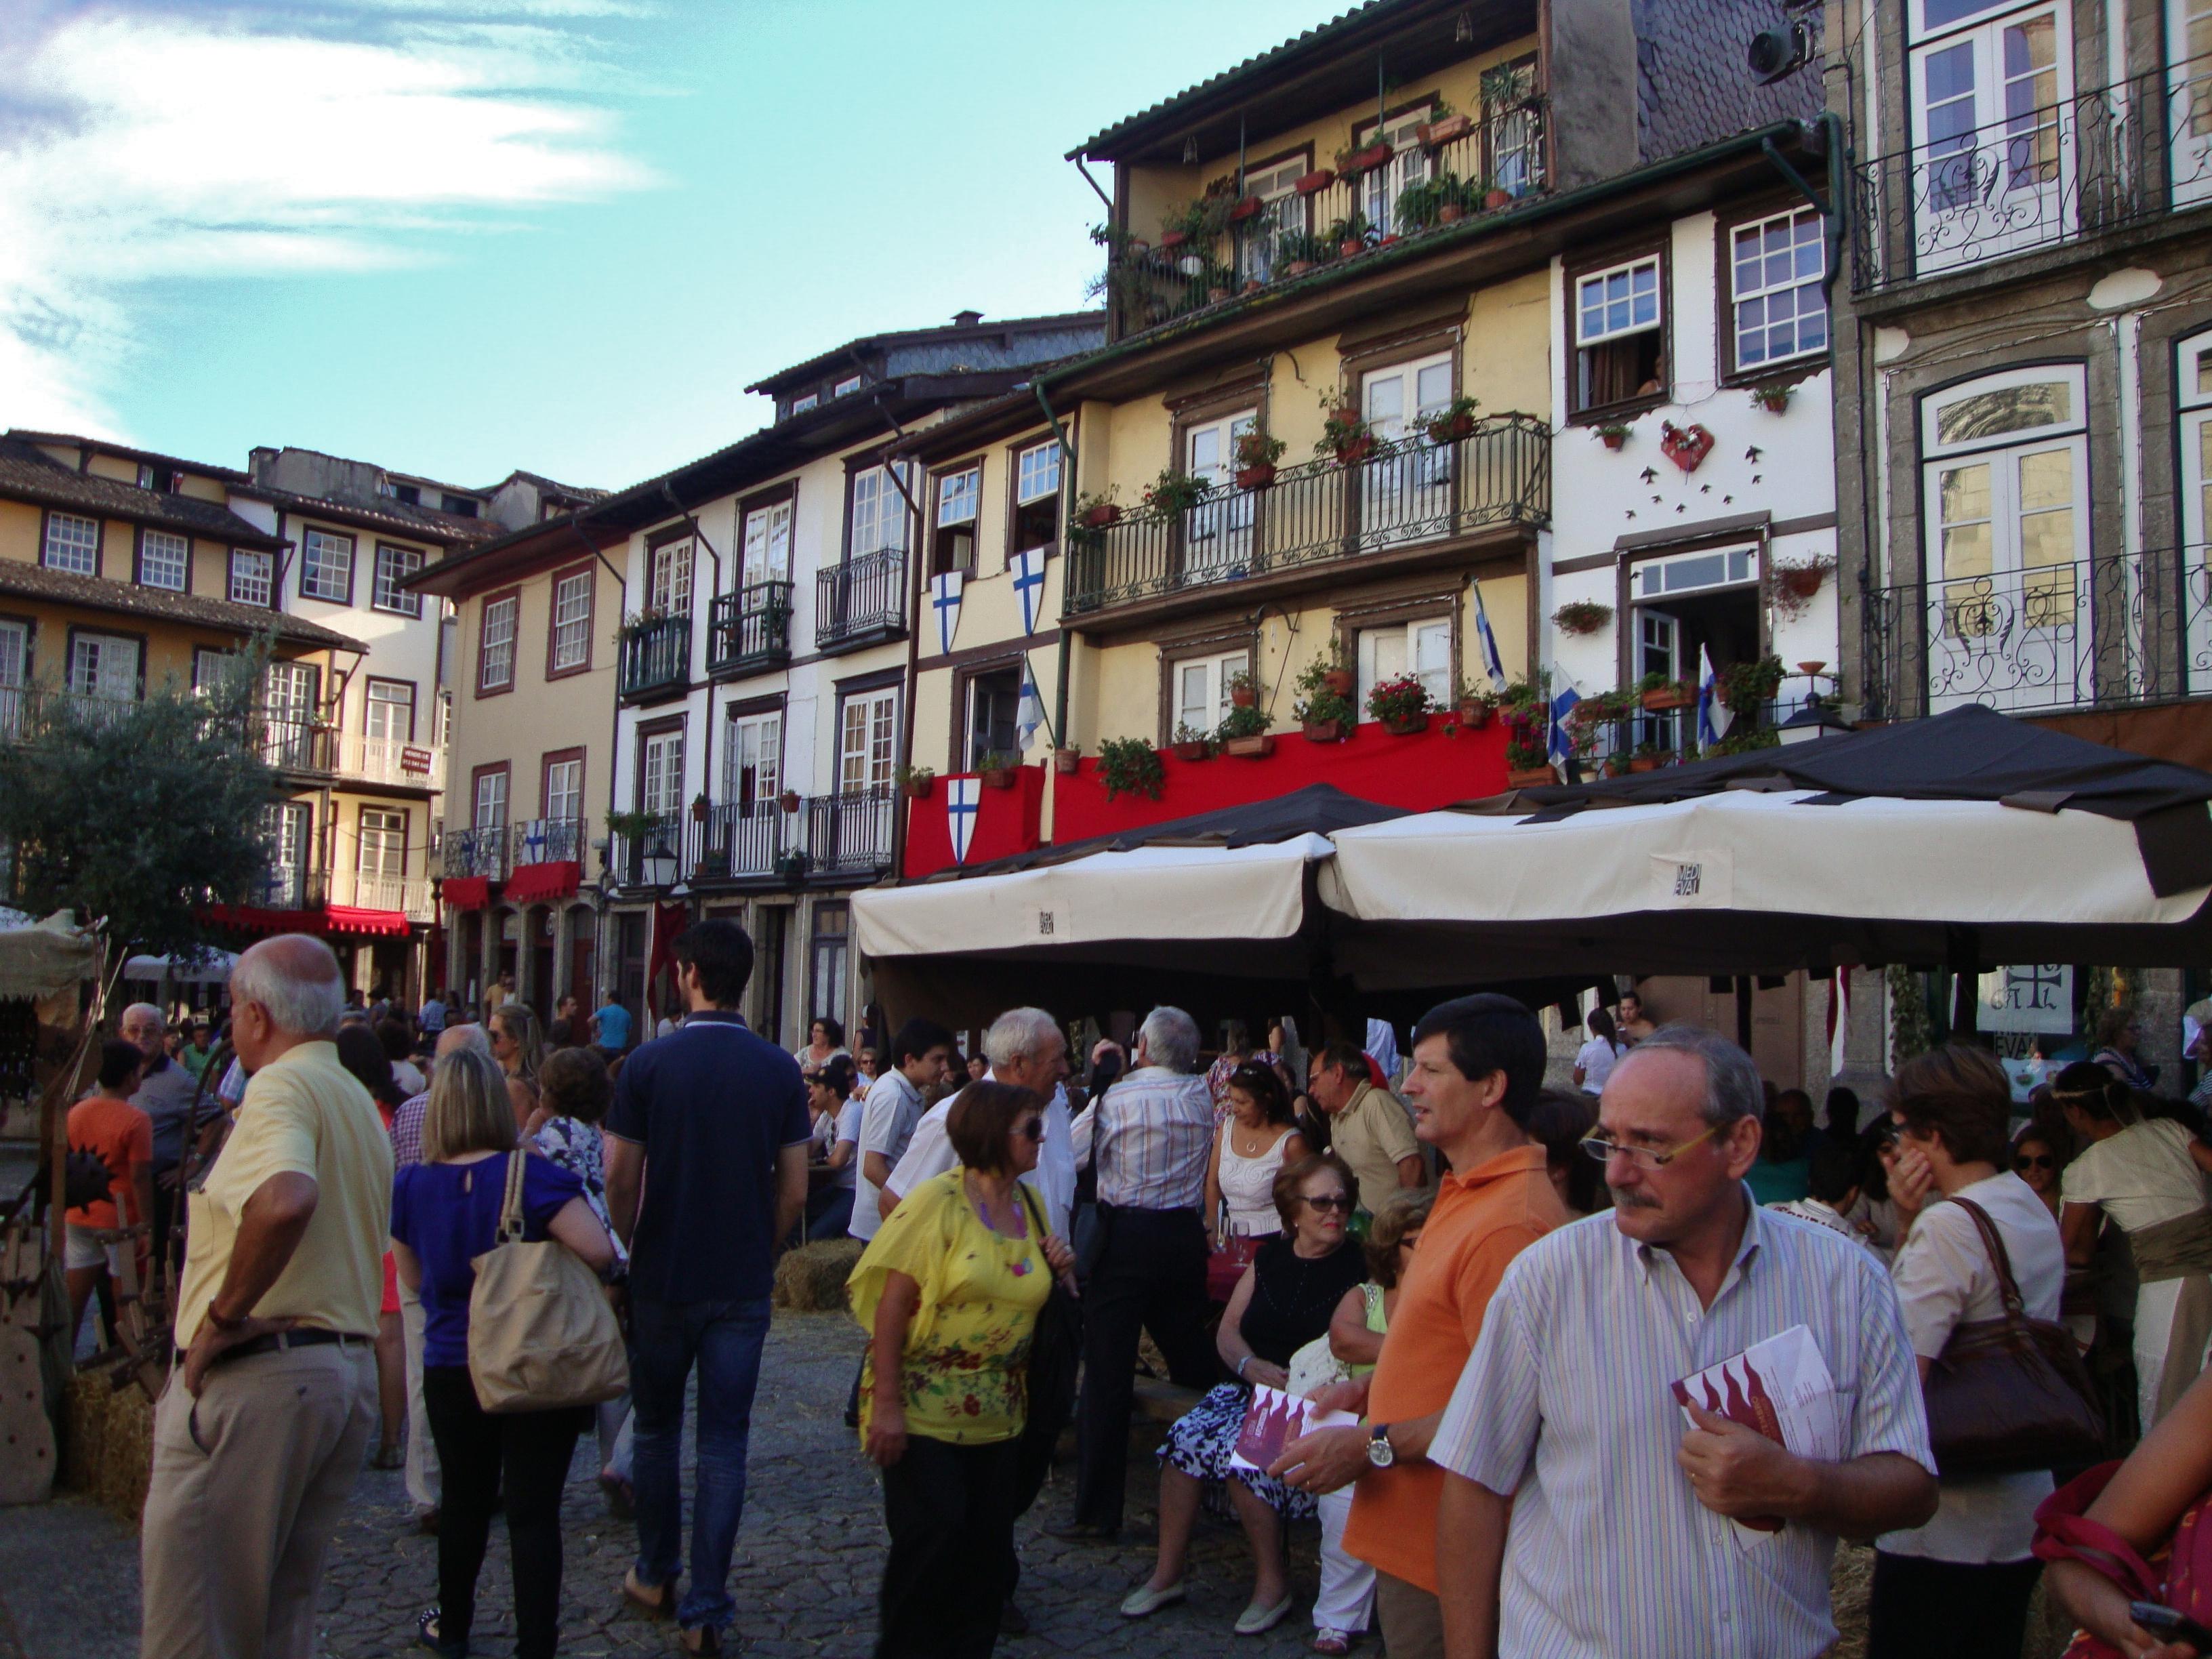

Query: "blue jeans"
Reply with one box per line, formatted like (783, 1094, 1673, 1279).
(628, 1296, 772, 1632)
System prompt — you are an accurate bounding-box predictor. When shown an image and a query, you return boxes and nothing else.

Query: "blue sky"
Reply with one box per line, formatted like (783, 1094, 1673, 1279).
(1, 0, 1310, 493)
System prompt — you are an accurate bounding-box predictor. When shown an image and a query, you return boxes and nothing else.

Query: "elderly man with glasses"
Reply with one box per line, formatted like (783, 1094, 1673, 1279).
(1426, 1023, 1938, 1659)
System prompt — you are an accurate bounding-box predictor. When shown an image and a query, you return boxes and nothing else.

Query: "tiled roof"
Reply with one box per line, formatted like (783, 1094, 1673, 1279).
(0, 439, 284, 550)
(0, 558, 364, 652)
(746, 310, 1103, 396)
(4, 430, 250, 485)
(239, 484, 501, 547)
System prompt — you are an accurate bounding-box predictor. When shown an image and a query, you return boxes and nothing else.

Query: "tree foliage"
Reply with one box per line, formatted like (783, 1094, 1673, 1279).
(0, 649, 279, 962)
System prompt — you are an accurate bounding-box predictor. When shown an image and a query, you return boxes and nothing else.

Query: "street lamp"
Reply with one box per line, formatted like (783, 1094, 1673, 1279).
(1776, 694, 1853, 746)
(639, 827, 679, 890)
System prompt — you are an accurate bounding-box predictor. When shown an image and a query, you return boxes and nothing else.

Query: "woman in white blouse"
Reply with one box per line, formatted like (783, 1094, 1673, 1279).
(1572, 1006, 1624, 1095)
(1870, 1043, 2066, 1659)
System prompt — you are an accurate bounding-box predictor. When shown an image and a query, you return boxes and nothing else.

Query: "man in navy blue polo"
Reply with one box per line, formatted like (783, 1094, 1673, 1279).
(605, 919, 809, 1657)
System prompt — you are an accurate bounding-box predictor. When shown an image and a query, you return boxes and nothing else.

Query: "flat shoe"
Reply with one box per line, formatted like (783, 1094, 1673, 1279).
(1120, 1581, 1185, 1618)
(621, 1566, 677, 1620)
(1235, 1594, 1294, 1636)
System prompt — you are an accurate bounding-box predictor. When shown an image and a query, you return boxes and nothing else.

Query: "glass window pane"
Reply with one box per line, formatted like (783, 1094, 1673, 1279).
(2015, 447, 2074, 512)
(1935, 381, 2074, 446)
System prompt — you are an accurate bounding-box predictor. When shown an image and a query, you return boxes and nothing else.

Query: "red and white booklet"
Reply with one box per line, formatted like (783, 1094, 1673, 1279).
(1672, 1324, 1845, 1547)
(1227, 1384, 1359, 1477)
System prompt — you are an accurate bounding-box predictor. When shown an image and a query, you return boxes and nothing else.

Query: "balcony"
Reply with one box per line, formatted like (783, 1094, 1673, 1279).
(258, 715, 335, 775)
(1103, 94, 1548, 337)
(1861, 548, 2212, 720)
(510, 817, 587, 868)
(687, 798, 800, 882)
(251, 866, 327, 912)
(816, 548, 907, 653)
(440, 825, 510, 882)
(344, 874, 436, 921)
(613, 790, 897, 890)
(1063, 416, 1550, 619)
(607, 811, 684, 888)
(335, 731, 446, 793)
(708, 581, 795, 677)
(1851, 58, 2212, 293)
(619, 613, 692, 700)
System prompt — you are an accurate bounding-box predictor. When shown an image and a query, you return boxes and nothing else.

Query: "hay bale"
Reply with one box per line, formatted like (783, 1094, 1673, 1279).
(62, 1373, 107, 1494)
(773, 1238, 863, 1312)
(97, 1386, 152, 1525)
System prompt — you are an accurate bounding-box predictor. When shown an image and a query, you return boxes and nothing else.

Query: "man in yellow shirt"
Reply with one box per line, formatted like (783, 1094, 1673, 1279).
(142, 933, 394, 1659)
(1308, 1041, 1429, 1216)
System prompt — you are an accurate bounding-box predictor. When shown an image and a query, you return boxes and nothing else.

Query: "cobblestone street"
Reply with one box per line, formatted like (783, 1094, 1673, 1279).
(0, 1309, 1332, 1658)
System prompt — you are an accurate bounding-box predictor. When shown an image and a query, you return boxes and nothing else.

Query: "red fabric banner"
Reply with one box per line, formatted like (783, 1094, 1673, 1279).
(442, 876, 493, 912)
(324, 905, 412, 937)
(504, 861, 581, 905)
(901, 767, 1048, 878)
(644, 900, 689, 1021)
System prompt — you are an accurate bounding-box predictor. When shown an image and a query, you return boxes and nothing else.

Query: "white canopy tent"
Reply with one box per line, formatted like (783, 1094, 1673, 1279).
(122, 950, 237, 984)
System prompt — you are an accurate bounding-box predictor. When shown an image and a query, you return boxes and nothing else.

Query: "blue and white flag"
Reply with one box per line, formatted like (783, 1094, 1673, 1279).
(928, 570, 964, 657)
(1471, 581, 1509, 691)
(1547, 685, 1580, 766)
(945, 775, 981, 865)
(1010, 546, 1048, 637)
(1697, 644, 1732, 750)
(1016, 660, 1046, 752)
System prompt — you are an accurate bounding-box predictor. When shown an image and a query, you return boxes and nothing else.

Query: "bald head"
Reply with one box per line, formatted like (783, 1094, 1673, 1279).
(436, 1023, 489, 1061)
(231, 933, 344, 1061)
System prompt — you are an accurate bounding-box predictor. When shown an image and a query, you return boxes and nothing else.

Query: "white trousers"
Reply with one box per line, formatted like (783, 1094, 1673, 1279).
(398, 1275, 441, 1513)
(1313, 1486, 1375, 1635)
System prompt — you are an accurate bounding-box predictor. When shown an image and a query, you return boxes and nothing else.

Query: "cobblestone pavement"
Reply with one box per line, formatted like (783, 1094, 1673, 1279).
(0, 1309, 1340, 1658)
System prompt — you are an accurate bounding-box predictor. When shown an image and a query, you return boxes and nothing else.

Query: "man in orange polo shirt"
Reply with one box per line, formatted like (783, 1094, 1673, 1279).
(1271, 994, 1565, 1659)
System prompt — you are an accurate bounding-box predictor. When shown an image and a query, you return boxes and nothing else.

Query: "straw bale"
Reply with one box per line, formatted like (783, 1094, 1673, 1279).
(62, 1372, 106, 1492)
(772, 1238, 863, 1311)
(97, 1385, 151, 1525)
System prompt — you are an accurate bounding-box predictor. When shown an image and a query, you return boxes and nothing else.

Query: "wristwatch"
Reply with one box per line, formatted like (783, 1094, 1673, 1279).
(1367, 1422, 1395, 1469)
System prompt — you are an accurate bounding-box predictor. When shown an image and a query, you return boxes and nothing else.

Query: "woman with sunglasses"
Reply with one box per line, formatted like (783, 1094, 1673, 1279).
(1124, 1153, 1368, 1637)
(850, 1082, 1076, 1658)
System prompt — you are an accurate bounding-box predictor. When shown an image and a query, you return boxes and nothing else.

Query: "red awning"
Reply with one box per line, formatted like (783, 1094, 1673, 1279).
(202, 904, 321, 937)
(443, 876, 492, 912)
(504, 860, 581, 905)
(324, 905, 411, 938)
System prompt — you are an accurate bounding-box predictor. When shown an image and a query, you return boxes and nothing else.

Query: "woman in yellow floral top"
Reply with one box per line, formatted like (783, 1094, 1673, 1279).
(849, 1080, 1075, 1658)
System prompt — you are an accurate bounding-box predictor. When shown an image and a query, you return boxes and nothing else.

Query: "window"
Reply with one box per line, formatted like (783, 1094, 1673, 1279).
(1172, 649, 1248, 739)
(2173, 0, 2212, 209)
(478, 593, 518, 693)
(2175, 330, 2212, 681)
(1483, 56, 1546, 200)
(1729, 207, 1828, 372)
(365, 678, 415, 743)
(1356, 619, 1451, 716)
(373, 543, 425, 616)
(739, 501, 792, 588)
(474, 766, 510, 832)
(42, 513, 98, 575)
(300, 527, 353, 602)
(838, 687, 898, 792)
(384, 480, 419, 504)
(1630, 545, 1759, 601)
(229, 548, 274, 607)
(965, 667, 1021, 769)
(791, 394, 818, 415)
(191, 647, 232, 693)
(1181, 411, 1257, 579)
(435, 692, 452, 750)
(834, 375, 863, 397)
(262, 660, 319, 768)
(1237, 155, 1311, 285)
(640, 728, 685, 816)
(550, 567, 592, 672)
(811, 901, 851, 1038)
(1572, 253, 1664, 413)
(649, 536, 694, 615)
(358, 808, 406, 881)
(1357, 106, 1439, 238)
(544, 754, 583, 823)
(440, 494, 478, 518)
(0, 621, 28, 739)
(262, 802, 310, 907)
(933, 464, 981, 575)
(136, 462, 177, 493)
(1011, 442, 1060, 554)
(138, 529, 188, 592)
(848, 466, 911, 560)
(1907, 2, 2070, 271)
(70, 632, 139, 703)
(723, 711, 781, 809)
(1360, 354, 1455, 542)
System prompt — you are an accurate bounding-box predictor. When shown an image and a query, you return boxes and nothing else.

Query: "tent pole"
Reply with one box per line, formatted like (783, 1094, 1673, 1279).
(1734, 976, 1753, 1051)
(1950, 966, 1978, 1036)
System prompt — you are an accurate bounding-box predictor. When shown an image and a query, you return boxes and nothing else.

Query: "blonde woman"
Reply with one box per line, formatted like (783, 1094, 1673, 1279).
(489, 1002, 546, 1134)
(390, 1046, 615, 1659)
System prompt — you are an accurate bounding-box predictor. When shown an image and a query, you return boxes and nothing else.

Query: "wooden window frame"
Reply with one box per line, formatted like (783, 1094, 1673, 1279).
(1563, 237, 1674, 426)
(64, 625, 147, 702)
(948, 651, 1028, 773)
(133, 525, 191, 593)
(227, 547, 276, 608)
(1332, 580, 1464, 708)
(298, 524, 357, 605)
(539, 745, 586, 824)
(633, 713, 688, 814)
(930, 458, 985, 577)
(39, 509, 102, 577)
(371, 541, 427, 618)
(470, 761, 512, 832)
(1004, 434, 1063, 566)
(545, 559, 596, 680)
(476, 586, 521, 698)
(1715, 193, 1832, 388)
(363, 675, 418, 743)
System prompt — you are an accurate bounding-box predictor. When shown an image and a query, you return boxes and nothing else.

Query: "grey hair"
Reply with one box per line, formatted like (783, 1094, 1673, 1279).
(983, 1006, 1061, 1071)
(1137, 1005, 1201, 1076)
(121, 1002, 165, 1031)
(435, 1023, 491, 1059)
(231, 935, 345, 1039)
(1624, 1023, 1765, 1128)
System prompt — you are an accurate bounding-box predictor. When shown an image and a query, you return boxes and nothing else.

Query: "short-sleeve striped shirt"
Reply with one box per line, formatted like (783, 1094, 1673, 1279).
(1430, 1196, 1935, 1659)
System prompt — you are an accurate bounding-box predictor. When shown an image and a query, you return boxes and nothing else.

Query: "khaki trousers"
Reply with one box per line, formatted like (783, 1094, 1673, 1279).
(141, 1340, 376, 1659)
(398, 1277, 441, 1513)
(1375, 1570, 1446, 1659)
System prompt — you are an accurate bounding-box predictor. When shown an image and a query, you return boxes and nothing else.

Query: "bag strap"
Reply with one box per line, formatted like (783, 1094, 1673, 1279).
(2031, 1511, 2163, 1600)
(1948, 1195, 2026, 1321)
(497, 1151, 528, 1244)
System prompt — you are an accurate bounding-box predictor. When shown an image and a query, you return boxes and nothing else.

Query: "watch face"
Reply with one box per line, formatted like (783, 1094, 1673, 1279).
(1367, 1429, 1393, 1467)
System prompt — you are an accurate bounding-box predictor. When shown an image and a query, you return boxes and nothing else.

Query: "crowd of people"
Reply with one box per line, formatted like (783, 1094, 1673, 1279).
(65, 930, 2212, 1659)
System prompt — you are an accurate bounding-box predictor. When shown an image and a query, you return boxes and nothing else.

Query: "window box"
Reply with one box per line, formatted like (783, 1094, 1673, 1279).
(1171, 737, 1213, 762)
(1380, 712, 1429, 736)
(1223, 734, 1275, 759)
(1507, 765, 1555, 787)
(1294, 169, 1334, 196)
(1640, 685, 1696, 712)
(1078, 501, 1122, 530)
(1300, 718, 1347, 744)
(1416, 113, 1472, 148)
(1336, 141, 1393, 177)
(979, 764, 1019, 791)
(1229, 194, 1265, 223)
(1235, 464, 1277, 491)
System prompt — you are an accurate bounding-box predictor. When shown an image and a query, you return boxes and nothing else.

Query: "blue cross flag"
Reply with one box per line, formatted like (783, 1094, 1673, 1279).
(1010, 547, 1047, 637)
(1017, 661, 1046, 752)
(1547, 685, 1580, 766)
(930, 571, 964, 657)
(1471, 581, 1509, 691)
(1697, 644, 1732, 751)
(945, 775, 981, 865)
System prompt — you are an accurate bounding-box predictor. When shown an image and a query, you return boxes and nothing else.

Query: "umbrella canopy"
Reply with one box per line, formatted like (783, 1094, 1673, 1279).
(123, 949, 238, 983)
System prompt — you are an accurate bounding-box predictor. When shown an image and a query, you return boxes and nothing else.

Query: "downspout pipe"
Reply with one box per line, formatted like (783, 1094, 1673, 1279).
(1761, 112, 1849, 300)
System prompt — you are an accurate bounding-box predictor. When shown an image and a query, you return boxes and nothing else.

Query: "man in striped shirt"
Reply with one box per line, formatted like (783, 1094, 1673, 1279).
(1430, 1025, 1937, 1658)
(1054, 1006, 1218, 1540)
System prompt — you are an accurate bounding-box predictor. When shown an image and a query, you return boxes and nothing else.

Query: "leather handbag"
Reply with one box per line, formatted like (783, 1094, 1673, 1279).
(1922, 1195, 2105, 1477)
(467, 1152, 628, 1414)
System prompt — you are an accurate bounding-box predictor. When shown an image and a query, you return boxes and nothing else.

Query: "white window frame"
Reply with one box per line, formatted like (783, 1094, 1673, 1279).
(1015, 441, 1061, 508)
(1360, 353, 1456, 544)
(834, 375, 863, 397)
(357, 808, 407, 880)
(1239, 155, 1309, 285)
(1357, 104, 1440, 238)
(722, 710, 782, 810)
(479, 594, 518, 692)
(544, 756, 583, 824)
(1729, 206, 1829, 371)
(1182, 409, 1258, 578)
(640, 729, 686, 817)
(848, 466, 912, 560)
(1173, 649, 1248, 739)
(365, 679, 414, 743)
(138, 529, 189, 592)
(2175, 329, 2212, 684)
(0, 620, 30, 737)
(649, 536, 695, 615)
(474, 767, 509, 832)
(550, 569, 592, 671)
(373, 542, 425, 617)
(838, 688, 898, 794)
(229, 548, 274, 607)
(740, 502, 792, 588)
(300, 527, 354, 602)
(1576, 255, 1662, 348)
(1355, 619, 1451, 717)
(70, 631, 140, 702)
(42, 513, 98, 575)
(937, 465, 981, 527)
(791, 394, 818, 415)
(2171, 0, 2212, 207)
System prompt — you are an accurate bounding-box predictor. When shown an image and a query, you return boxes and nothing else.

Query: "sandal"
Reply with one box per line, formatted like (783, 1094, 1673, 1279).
(621, 1566, 678, 1620)
(1313, 1629, 1352, 1655)
(415, 1608, 467, 1657)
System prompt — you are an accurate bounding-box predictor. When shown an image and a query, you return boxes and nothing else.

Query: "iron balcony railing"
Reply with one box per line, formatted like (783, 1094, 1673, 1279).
(441, 825, 510, 881)
(510, 817, 586, 868)
(1103, 94, 1548, 337)
(258, 714, 334, 774)
(607, 811, 685, 889)
(1860, 547, 2212, 720)
(1063, 415, 1551, 617)
(644, 789, 899, 888)
(618, 613, 692, 698)
(688, 799, 800, 882)
(708, 580, 795, 676)
(253, 866, 327, 911)
(817, 548, 907, 652)
(1851, 57, 2212, 292)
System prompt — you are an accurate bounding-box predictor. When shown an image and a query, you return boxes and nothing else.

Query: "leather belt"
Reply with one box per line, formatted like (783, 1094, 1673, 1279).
(211, 1327, 366, 1367)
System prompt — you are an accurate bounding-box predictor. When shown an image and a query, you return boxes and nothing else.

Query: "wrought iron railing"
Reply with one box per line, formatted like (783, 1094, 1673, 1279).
(709, 581, 795, 676)
(252, 865, 327, 911)
(441, 825, 510, 881)
(666, 789, 897, 886)
(1852, 58, 2212, 291)
(1103, 97, 1549, 336)
(607, 812, 684, 888)
(689, 799, 800, 881)
(1063, 415, 1551, 617)
(618, 613, 692, 697)
(1860, 548, 2212, 720)
(510, 817, 586, 868)
(258, 714, 333, 773)
(802, 787, 897, 877)
(816, 548, 907, 651)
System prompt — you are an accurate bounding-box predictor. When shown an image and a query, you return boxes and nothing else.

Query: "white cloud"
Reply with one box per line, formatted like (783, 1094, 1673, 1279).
(0, 2, 655, 438)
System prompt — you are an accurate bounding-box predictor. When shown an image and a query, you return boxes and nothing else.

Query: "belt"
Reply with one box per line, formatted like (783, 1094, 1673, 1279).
(210, 1327, 367, 1368)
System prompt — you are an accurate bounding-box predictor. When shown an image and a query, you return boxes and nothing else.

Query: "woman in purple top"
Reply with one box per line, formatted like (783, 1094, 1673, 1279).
(391, 1048, 616, 1659)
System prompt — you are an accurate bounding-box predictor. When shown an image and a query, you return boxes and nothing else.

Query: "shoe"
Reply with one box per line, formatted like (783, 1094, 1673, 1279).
(677, 1626, 722, 1656)
(1313, 1629, 1352, 1655)
(999, 1599, 1030, 1636)
(1046, 1516, 1121, 1543)
(621, 1566, 678, 1620)
(369, 1442, 404, 1471)
(1235, 1594, 1294, 1636)
(415, 1608, 467, 1656)
(415, 1507, 440, 1536)
(1120, 1581, 1185, 1618)
(598, 1471, 634, 1520)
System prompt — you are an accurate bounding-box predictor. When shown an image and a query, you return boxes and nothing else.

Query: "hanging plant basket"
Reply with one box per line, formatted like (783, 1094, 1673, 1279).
(1229, 194, 1265, 222)
(899, 775, 934, 800)
(1778, 565, 1828, 600)
(1596, 424, 1631, 451)
(777, 790, 801, 813)
(1334, 434, 1377, 464)
(1505, 765, 1555, 788)
(1753, 384, 1793, 414)
(1052, 747, 1082, 775)
(1552, 600, 1614, 636)
(1235, 464, 1277, 491)
(1229, 684, 1258, 710)
(1322, 668, 1355, 697)
(1223, 735, 1275, 759)
(1301, 718, 1347, 743)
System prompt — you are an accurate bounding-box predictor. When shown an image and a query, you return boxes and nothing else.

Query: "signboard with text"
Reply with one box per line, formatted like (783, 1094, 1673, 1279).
(1978, 964, 2073, 1034)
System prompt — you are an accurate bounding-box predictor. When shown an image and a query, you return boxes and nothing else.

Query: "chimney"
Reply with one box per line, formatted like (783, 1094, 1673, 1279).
(951, 309, 983, 329)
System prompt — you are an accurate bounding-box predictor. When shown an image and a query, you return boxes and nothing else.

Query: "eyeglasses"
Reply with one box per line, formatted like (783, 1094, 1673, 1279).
(1015, 1118, 1044, 1142)
(2014, 1153, 2056, 1171)
(1300, 1193, 1355, 1212)
(1579, 1122, 1725, 1170)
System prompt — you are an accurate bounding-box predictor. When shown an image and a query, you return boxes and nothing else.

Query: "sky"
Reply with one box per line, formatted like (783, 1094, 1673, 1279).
(0, 0, 1308, 493)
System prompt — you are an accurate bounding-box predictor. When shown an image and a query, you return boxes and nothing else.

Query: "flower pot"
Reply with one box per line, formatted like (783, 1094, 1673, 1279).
(1294, 169, 1334, 196)
(1079, 504, 1122, 530)
(1338, 239, 1366, 259)
(1485, 187, 1513, 209)
(777, 790, 801, 813)
(979, 766, 1018, 791)
(1234, 464, 1277, 491)
(1754, 388, 1792, 413)
(1159, 230, 1189, 251)
(1229, 684, 1257, 710)
(1797, 661, 1828, 677)
(1640, 687, 1696, 712)
(1052, 747, 1082, 776)
(1506, 765, 1555, 787)
(1344, 142, 1393, 173)
(1416, 113, 1473, 148)
(1334, 435, 1377, 465)
(1454, 701, 1492, 729)
(1380, 712, 1430, 737)
(1224, 735, 1275, 759)
(1599, 429, 1628, 451)
(1284, 260, 1315, 277)
(900, 777, 934, 800)
(1208, 287, 1233, 305)
(1322, 669, 1355, 698)
(1229, 194, 1265, 222)
(1779, 567, 1826, 600)
(1426, 413, 1478, 445)
(691, 799, 709, 822)
(1242, 279, 1263, 293)
(1171, 739, 1212, 762)
(1438, 203, 1464, 224)
(1629, 756, 1666, 773)
(1301, 718, 1347, 743)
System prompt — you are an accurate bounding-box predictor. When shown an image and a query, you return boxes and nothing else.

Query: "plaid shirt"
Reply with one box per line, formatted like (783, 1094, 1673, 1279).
(389, 1090, 429, 1169)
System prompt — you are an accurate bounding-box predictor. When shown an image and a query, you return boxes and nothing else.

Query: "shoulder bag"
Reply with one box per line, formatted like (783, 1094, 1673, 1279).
(1921, 1195, 2105, 1477)
(468, 1151, 629, 1414)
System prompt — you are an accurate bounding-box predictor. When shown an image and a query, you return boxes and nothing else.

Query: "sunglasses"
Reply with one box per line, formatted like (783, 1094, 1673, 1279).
(1015, 1118, 1045, 1142)
(1300, 1193, 1355, 1212)
(2014, 1153, 2055, 1171)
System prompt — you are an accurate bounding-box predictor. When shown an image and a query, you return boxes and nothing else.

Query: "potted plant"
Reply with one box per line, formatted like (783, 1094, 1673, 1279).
(689, 791, 710, 822)
(1424, 394, 1483, 445)
(1226, 669, 1260, 709)
(1484, 179, 1515, 210)
(1752, 383, 1793, 414)
(1416, 100, 1472, 149)
(777, 787, 801, 813)
(604, 808, 657, 842)
(1595, 422, 1632, 451)
(895, 764, 935, 800)
(1453, 678, 1497, 728)
(1768, 554, 1837, 619)
(1233, 429, 1286, 490)
(1294, 167, 1335, 196)
(1325, 212, 1378, 259)
(1313, 637, 1356, 698)
(1717, 653, 1785, 714)
(1552, 599, 1614, 636)
(1071, 487, 1122, 530)
(977, 750, 1019, 790)
(1170, 722, 1215, 762)
(1143, 468, 1212, 514)
(1229, 193, 1265, 223)
(1095, 735, 1164, 802)
(774, 847, 811, 880)
(1052, 747, 1082, 775)
(1637, 670, 1697, 712)
(1273, 230, 1330, 276)
(1367, 674, 1433, 735)
(1216, 702, 1275, 758)
(1629, 741, 1671, 773)
(1334, 136, 1395, 179)
(1316, 392, 1379, 466)
(1393, 176, 1446, 234)
(1293, 651, 1354, 739)
(1504, 732, 1553, 787)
